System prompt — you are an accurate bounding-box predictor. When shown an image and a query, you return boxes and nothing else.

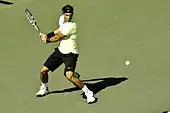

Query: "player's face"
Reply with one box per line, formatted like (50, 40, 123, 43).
(63, 13, 73, 22)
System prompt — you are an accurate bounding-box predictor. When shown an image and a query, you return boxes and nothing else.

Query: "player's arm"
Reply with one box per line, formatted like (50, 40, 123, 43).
(47, 29, 64, 43)
(39, 28, 64, 43)
(40, 23, 73, 43)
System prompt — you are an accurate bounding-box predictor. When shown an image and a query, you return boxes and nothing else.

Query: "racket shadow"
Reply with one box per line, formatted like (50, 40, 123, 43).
(0, 0, 14, 5)
(48, 77, 128, 95)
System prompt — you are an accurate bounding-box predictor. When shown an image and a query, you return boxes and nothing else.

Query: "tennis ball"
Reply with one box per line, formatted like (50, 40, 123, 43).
(73, 72, 80, 78)
(125, 60, 130, 66)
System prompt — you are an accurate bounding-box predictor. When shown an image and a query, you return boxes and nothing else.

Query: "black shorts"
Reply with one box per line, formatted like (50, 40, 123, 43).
(44, 48, 79, 75)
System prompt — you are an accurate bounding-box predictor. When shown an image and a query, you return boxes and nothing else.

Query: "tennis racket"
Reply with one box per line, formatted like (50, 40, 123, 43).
(24, 8, 41, 33)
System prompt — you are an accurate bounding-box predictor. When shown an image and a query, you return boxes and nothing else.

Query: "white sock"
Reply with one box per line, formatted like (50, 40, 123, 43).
(82, 85, 90, 93)
(41, 82, 48, 88)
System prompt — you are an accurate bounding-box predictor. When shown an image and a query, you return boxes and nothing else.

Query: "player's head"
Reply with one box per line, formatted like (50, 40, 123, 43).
(61, 4, 74, 22)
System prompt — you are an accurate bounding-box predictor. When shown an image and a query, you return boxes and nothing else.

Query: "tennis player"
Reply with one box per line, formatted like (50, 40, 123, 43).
(36, 4, 96, 103)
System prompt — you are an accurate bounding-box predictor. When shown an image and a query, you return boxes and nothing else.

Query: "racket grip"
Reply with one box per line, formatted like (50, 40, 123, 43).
(39, 32, 43, 37)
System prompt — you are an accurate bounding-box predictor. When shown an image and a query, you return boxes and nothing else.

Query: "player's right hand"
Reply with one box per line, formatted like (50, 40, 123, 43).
(39, 33, 47, 43)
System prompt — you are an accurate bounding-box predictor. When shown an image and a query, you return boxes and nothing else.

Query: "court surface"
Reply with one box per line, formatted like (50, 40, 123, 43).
(0, 0, 170, 113)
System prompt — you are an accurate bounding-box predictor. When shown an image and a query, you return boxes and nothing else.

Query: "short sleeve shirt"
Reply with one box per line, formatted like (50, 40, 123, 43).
(58, 22, 78, 54)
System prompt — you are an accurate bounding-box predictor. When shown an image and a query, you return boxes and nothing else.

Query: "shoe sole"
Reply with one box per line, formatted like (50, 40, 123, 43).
(36, 92, 48, 97)
(87, 97, 98, 104)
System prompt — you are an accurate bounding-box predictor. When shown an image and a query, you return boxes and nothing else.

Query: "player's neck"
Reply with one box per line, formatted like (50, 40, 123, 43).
(64, 20, 72, 23)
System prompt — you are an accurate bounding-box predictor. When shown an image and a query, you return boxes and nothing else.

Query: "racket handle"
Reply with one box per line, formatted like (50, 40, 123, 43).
(39, 32, 43, 37)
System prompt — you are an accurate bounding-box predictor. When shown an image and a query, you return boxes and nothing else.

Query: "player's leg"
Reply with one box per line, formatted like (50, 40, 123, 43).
(40, 66, 49, 84)
(36, 49, 63, 97)
(63, 53, 96, 103)
(36, 66, 50, 97)
(65, 71, 95, 103)
(65, 71, 84, 88)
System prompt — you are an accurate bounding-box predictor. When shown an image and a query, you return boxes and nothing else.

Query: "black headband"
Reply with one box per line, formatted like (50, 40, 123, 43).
(62, 5, 74, 14)
(63, 9, 73, 14)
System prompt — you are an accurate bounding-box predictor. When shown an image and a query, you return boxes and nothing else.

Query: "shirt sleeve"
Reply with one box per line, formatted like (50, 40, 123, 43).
(59, 15, 64, 26)
(59, 23, 76, 36)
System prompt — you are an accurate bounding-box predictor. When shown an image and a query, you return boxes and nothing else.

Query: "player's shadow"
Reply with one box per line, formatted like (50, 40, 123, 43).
(83, 77, 128, 95)
(48, 77, 128, 95)
(0, 0, 14, 5)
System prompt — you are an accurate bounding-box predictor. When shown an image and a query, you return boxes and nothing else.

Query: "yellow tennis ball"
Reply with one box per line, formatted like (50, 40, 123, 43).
(125, 60, 130, 66)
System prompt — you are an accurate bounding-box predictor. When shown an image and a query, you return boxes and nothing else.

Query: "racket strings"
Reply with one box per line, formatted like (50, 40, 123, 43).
(25, 8, 40, 32)
(25, 9, 36, 25)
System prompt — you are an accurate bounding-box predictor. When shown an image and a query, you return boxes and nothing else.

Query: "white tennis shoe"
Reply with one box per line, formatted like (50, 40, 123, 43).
(85, 91, 96, 103)
(36, 86, 49, 97)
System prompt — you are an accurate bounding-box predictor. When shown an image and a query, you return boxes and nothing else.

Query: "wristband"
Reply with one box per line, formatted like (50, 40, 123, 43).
(47, 31, 55, 38)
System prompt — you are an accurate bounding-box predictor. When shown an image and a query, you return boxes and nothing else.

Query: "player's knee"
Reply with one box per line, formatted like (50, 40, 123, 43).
(65, 71, 74, 80)
(40, 71, 47, 76)
(40, 66, 49, 74)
